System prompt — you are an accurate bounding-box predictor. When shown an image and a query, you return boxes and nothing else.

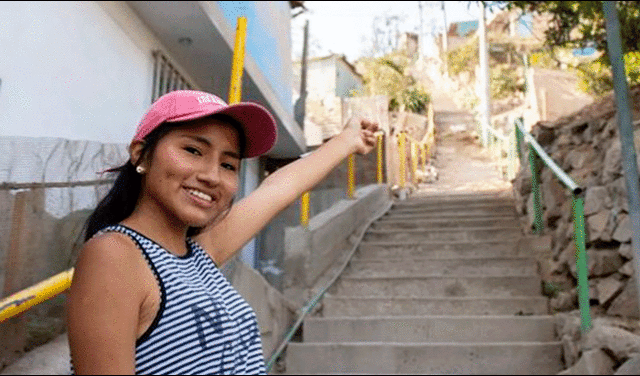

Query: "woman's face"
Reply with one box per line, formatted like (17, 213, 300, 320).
(137, 118, 241, 229)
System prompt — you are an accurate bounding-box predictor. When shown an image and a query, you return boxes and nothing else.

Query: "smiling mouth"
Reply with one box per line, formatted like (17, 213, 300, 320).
(186, 188, 213, 202)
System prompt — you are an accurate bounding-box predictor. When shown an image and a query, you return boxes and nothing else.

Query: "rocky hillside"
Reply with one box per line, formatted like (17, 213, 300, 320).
(514, 85, 640, 318)
(513, 85, 640, 373)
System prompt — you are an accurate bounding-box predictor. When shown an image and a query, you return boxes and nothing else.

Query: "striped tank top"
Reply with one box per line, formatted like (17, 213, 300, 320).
(72, 224, 266, 375)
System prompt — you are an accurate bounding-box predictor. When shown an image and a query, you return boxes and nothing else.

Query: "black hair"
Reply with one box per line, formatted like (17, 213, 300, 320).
(84, 114, 246, 241)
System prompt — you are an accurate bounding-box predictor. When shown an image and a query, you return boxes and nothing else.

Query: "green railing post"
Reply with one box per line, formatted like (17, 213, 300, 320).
(515, 119, 524, 161)
(528, 144, 543, 233)
(572, 194, 592, 333)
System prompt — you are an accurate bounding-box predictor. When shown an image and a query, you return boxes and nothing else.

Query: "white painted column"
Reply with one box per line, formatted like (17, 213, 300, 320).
(238, 158, 260, 268)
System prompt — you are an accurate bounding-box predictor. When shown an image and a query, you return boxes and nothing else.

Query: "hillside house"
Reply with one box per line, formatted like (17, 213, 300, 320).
(293, 54, 364, 146)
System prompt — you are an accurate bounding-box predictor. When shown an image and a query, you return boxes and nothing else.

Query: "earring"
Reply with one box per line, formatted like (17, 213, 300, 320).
(136, 165, 145, 174)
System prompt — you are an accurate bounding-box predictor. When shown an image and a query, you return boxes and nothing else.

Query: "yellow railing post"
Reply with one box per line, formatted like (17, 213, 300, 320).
(398, 132, 407, 189)
(376, 133, 384, 184)
(411, 141, 418, 185)
(348, 154, 356, 199)
(421, 143, 427, 170)
(228, 16, 247, 105)
(300, 191, 310, 228)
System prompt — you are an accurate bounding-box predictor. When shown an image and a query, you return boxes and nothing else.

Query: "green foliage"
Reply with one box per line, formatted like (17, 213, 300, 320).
(490, 64, 525, 99)
(542, 282, 561, 298)
(401, 87, 431, 114)
(529, 50, 560, 69)
(576, 51, 640, 96)
(447, 37, 479, 78)
(447, 36, 524, 100)
(358, 51, 430, 114)
(500, 1, 640, 96)
(502, 1, 640, 59)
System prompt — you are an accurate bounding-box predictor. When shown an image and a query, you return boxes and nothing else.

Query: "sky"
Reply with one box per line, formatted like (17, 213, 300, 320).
(291, 1, 502, 63)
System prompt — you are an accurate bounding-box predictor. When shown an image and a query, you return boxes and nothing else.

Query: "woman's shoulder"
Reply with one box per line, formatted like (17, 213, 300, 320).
(78, 227, 146, 272)
(70, 227, 151, 304)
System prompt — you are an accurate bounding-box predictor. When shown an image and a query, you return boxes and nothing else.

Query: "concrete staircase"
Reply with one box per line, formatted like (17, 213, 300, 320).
(285, 192, 563, 374)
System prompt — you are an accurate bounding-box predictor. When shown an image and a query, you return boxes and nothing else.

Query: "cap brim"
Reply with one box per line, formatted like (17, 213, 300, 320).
(167, 102, 277, 158)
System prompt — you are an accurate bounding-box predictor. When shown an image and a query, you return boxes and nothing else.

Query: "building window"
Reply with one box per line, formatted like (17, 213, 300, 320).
(151, 50, 194, 102)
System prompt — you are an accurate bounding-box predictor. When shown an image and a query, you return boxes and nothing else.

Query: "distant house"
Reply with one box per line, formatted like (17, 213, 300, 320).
(446, 20, 480, 51)
(293, 54, 364, 146)
(436, 9, 552, 59)
(294, 54, 365, 101)
(398, 32, 419, 58)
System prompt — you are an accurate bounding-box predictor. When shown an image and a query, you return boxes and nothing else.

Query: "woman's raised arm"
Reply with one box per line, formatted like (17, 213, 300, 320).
(196, 117, 379, 265)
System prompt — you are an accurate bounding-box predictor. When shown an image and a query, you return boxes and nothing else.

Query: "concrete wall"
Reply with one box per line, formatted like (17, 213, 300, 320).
(283, 184, 392, 302)
(257, 145, 381, 291)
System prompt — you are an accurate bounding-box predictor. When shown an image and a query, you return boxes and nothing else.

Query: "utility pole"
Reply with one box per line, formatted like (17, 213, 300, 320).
(478, 1, 491, 147)
(441, 1, 448, 77)
(418, 1, 424, 62)
(603, 0, 640, 320)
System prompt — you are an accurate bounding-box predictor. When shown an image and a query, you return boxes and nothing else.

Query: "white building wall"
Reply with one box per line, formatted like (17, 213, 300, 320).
(306, 58, 336, 101)
(0, 1, 198, 143)
(0, 1, 199, 217)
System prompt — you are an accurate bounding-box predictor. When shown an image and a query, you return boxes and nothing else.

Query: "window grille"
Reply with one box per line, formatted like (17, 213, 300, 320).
(151, 50, 194, 102)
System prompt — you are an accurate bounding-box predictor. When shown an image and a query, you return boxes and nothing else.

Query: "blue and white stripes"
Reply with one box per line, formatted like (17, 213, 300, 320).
(99, 225, 265, 375)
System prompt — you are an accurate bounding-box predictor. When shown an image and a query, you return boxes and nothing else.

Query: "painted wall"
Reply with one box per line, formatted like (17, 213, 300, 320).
(305, 58, 336, 101)
(335, 59, 364, 98)
(216, 1, 293, 118)
(0, 1, 200, 211)
(1, 2, 155, 142)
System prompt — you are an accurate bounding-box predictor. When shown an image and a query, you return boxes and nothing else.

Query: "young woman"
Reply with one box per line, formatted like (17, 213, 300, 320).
(66, 90, 378, 375)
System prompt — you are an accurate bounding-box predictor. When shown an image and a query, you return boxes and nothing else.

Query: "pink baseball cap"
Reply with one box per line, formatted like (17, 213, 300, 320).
(133, 90, 277, 158)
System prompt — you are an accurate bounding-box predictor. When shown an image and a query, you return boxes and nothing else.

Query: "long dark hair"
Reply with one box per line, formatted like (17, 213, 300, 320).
(84, 114, 246, 241)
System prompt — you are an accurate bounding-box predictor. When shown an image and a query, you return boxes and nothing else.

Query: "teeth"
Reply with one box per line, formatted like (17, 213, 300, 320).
(187, 189, 212, 202)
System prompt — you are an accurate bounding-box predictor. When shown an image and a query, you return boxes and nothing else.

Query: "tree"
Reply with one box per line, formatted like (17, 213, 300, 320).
(497, 1, 640, 96)
(499, 1, 640, 62)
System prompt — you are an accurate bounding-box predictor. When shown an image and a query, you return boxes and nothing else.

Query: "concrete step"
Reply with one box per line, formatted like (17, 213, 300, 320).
(286, 341, 563, 374)
(356, 240, 523, 259)
(344, 257, 537, 277)
(392, 196, 514, 208)
(372, 217, 521, 230)
(387, 203, 517, 216)
(332, 275, 542, 298)
(322, 296, 549, 316)
(363, 227, 522, 243)
(381, 210, 518, 221)
(304, 316, 558, 343)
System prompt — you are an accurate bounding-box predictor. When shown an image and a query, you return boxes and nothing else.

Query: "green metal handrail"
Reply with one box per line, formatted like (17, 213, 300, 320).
(482, 122, 518, 180)
(514, 117, 591, 334)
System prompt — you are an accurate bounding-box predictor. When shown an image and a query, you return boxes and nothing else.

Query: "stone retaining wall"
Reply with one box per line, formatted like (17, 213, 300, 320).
(512, 85, 640, 373)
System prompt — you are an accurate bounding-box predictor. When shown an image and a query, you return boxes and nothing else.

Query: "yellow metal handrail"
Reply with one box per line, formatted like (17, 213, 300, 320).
(0, 269, 74, 323)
